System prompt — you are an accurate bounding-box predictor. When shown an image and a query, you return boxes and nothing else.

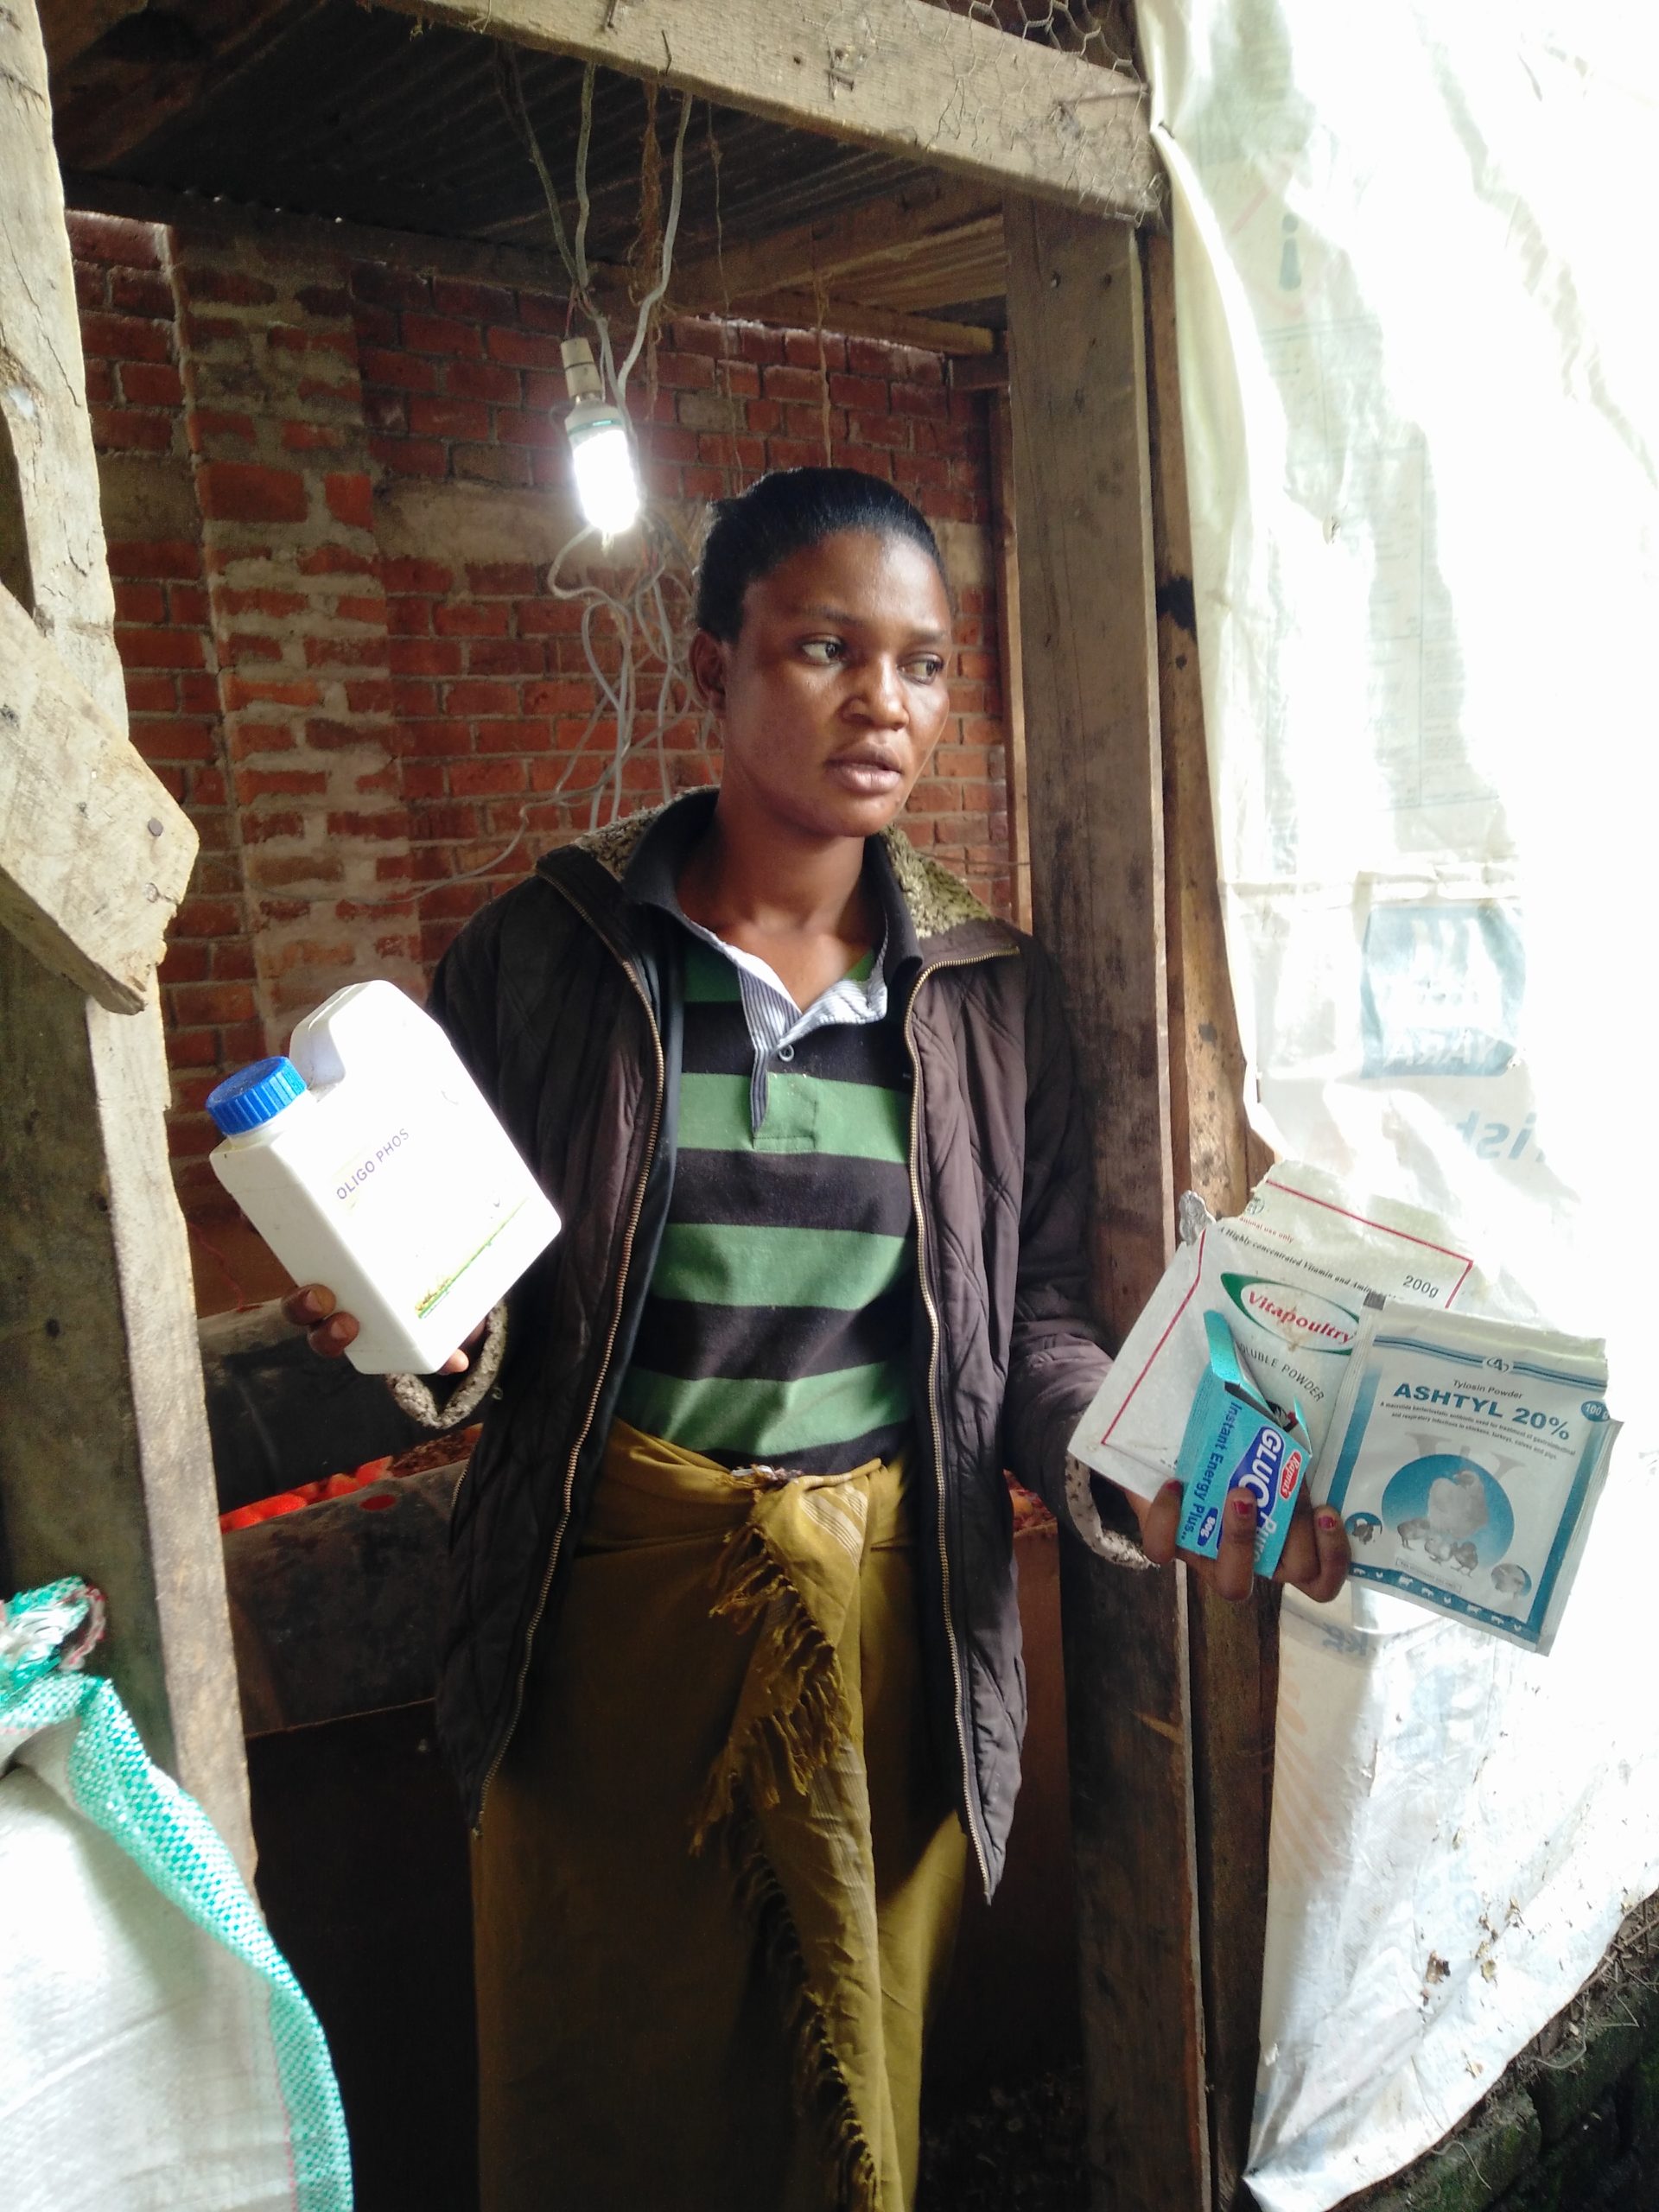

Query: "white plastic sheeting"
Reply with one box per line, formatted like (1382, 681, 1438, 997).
(1135, 6, 1659, 2205)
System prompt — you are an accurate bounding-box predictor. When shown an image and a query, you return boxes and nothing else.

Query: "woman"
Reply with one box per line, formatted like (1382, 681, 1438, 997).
(287, 468, 1348, 2210)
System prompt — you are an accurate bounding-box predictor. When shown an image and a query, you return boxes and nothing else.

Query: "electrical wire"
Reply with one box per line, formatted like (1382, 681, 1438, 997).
(494, 48, 581, 296)
(333, 65, 709, 911)
(614, 90, 692, 398)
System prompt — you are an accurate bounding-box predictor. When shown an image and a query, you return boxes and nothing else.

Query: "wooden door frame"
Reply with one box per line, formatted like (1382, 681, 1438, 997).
(371, 14, 1264, 2204)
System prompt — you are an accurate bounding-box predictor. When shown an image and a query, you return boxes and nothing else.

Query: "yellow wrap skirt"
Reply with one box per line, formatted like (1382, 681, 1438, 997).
(470, 1418, 969, 2212)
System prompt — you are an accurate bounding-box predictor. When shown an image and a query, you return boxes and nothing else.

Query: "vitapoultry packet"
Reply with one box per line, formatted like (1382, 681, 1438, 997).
(1313, 1300, 1620, 1653)
(1068, 1166, 1476, 1507)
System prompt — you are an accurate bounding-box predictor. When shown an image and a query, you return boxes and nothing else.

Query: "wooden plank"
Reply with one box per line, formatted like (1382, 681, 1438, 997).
(1187, 1584, 1279, 2212)
(1144, 226, 1254, 1227)
(1054, 1535, 1207, 2209)
(844, 241, 1007, 314)
(985, 388, 1031, 931)
(690, 288, 995, 356)
(0, 944, 256, 1876)
(683, 234, 1007, 320)
(1006, 196, 1205, 2212)
(671, 171, 1000, 305)
(0, 0, 251, 1875)
(1143, 223, 1277, 2212)
(0, 587, 197, 1014)
(950, 351, 1011, 392)
(384, 0, 1162, 220)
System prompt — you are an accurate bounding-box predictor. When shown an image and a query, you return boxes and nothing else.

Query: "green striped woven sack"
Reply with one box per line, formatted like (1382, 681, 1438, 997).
(0, 1578, 351, 2209)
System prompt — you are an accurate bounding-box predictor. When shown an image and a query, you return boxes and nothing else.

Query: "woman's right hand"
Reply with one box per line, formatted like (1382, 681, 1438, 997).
(280, 1285, 474, 1374)
(282, 1283, 359, 1359)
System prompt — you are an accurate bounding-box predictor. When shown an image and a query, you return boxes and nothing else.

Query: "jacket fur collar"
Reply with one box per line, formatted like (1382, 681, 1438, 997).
(557, 789, 1002, 949)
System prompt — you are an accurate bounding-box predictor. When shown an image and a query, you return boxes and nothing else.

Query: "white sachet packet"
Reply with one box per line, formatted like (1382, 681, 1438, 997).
(1314, 1299, 1619, 1653)
(1068, 1165, 1476, 1504)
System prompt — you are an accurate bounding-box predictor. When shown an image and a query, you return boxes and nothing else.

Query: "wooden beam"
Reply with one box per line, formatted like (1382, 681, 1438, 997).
(1006, 198, 1204, 2212)
(1007, 207, 1173, 1325)
(0, 588, 197, 1015)
(845, 243, 1007, 315)
(0, 0, 251, 1875)
(385, 0, 1162, 221)
(1144, 222, 1276, 2212)
(986, 389, 1030, 930)
(671, 174, 1001, 305)
(697, 234, 1006, 316)
(950, 351, 1011, 391)
(685, 289, 996, 356)
(1143, 230, 1255, 1228)
(737, 292, 995, 356)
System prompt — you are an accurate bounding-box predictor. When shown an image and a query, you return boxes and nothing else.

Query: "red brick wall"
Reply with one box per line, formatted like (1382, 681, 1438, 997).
(357, 278, 1008, 960)
(168, 228, 423, 1030)
(69, 209, 1012, 1255)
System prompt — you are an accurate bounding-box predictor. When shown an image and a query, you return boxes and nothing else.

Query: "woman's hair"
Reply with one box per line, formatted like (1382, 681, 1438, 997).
(693, 467, 945, 641)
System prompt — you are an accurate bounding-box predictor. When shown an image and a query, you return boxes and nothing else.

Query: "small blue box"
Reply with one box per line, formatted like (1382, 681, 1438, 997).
(1176, 1312, 1311, 1576)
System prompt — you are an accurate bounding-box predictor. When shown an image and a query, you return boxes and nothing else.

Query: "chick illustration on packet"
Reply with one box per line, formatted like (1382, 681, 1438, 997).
(1175, 1311, 1312, 1576)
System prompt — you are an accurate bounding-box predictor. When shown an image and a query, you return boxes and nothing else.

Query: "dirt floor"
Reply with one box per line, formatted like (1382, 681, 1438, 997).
(918, 2068, 1089, 2211)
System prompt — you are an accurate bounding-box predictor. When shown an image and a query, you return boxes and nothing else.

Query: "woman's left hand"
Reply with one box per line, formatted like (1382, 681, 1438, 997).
(1128, 1482, 1350, 1606)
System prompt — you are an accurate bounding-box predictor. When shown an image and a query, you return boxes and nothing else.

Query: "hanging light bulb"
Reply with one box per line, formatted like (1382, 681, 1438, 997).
(560, 337, 640, 540)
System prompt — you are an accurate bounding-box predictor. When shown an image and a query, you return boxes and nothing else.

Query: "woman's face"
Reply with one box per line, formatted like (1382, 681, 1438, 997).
(691, 527, 954, 842)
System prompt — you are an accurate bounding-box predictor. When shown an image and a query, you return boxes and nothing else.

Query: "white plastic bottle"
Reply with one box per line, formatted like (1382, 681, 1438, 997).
(206, 980, 560, 1374)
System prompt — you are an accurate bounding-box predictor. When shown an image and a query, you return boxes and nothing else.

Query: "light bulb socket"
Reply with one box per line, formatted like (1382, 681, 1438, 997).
(560, 336, 604, 404)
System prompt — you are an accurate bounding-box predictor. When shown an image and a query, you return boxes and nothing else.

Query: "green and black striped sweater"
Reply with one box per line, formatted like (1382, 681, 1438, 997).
(614, 936, 914, 1472)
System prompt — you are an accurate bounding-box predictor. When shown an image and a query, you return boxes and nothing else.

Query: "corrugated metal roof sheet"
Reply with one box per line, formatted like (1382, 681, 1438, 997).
(92, 0, 937, 264)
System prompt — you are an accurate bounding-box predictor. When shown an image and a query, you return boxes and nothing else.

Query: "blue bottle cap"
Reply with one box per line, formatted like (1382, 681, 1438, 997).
(207, 1056, 308, 1135)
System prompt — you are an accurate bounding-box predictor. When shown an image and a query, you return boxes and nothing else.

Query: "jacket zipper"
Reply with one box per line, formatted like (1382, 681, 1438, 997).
(904, 943, 1016, 1900)
(473, 885, 666, 1834)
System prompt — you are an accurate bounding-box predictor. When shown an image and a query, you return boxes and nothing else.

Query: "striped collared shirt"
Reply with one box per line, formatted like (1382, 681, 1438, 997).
(613, 918, 914, 1475)
(670, 904, 890, 1133)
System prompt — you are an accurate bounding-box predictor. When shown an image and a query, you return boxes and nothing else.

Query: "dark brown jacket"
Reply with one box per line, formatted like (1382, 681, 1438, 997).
(404, 790, 1129, 1895)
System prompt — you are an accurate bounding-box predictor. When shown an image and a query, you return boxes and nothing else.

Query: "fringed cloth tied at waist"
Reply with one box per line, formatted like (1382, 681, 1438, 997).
(471, 1419, 968, 2212)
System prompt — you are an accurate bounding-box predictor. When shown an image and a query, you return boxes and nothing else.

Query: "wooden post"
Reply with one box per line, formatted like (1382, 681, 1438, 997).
(986, 388, 1033, 932)
(1005, 197, 1208, 2212)
(0, 0, 251, 1873)
(0, 587, 197, 1013)
(1143, 223, 1278, 2210)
